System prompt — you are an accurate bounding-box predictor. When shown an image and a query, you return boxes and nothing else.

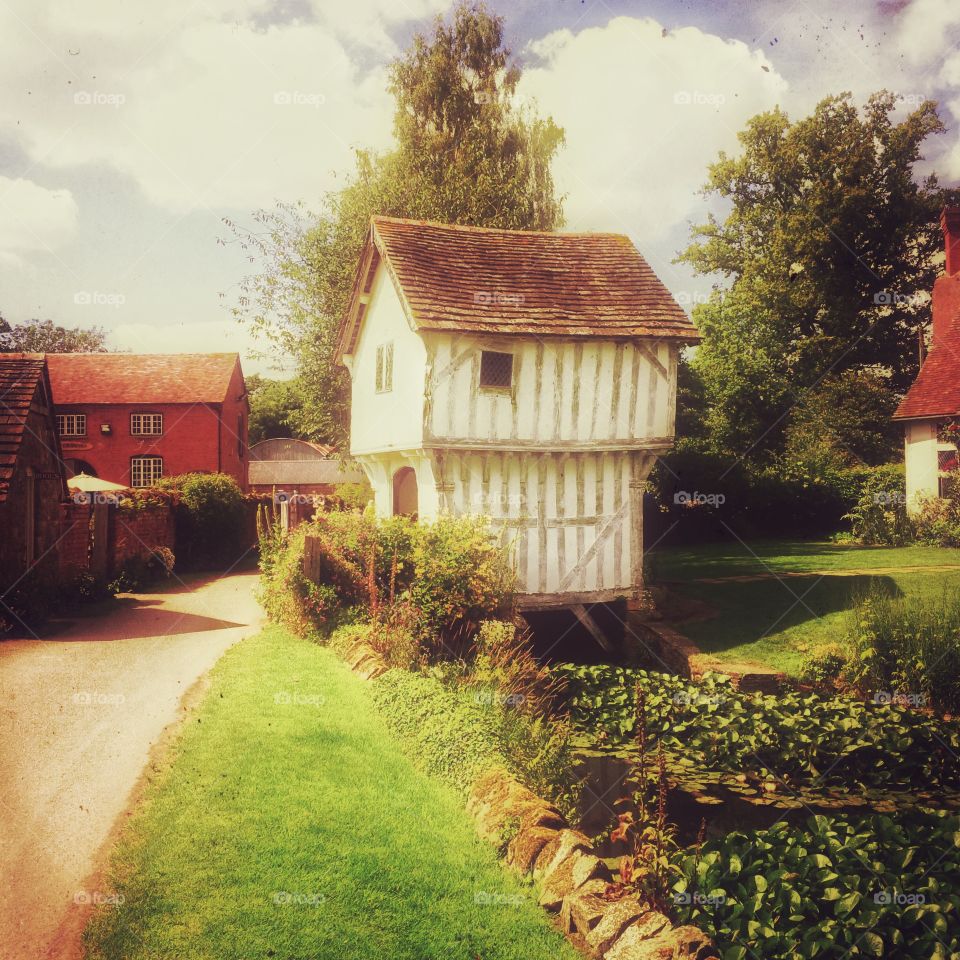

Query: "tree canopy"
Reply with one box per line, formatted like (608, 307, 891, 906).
(0, 317, 110, 353)
(680, 91, 955, 464)
(227, 1, 564, 448)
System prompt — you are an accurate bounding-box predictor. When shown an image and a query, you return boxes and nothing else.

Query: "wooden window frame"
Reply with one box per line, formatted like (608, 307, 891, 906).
(130, 412, 163, 436)
(375, 342, 394, 394)
(57, 413, 87, 437)
(479, 350, 514, 390)
(130, 455, 163, 488)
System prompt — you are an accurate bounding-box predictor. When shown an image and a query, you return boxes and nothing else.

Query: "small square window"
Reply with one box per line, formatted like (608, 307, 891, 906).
(131, 456, 163, 488)
(480, 351, 513, 389)
(376, 342, 394, 393)
(131, 413, 163, 436)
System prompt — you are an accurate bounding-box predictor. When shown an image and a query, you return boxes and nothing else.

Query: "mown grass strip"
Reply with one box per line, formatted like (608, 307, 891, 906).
(84, 625, 578, 960)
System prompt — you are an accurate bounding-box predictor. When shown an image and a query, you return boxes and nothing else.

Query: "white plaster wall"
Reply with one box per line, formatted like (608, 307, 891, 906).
(347, 266, 427, 457)
(904, 420, 939, 511)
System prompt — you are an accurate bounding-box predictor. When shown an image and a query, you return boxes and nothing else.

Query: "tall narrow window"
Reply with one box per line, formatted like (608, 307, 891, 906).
(131, 456, 163, 488)
(375, 342, 394, 393)
(479, 350, 513, 389)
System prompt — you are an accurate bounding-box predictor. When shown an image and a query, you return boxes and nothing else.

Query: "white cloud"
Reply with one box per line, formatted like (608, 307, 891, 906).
(0, 0, 452, 212)
(0, 176, 78, 256)
(517, 18, 788, 239)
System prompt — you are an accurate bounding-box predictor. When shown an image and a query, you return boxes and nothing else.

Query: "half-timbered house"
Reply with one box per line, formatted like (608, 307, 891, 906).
(336, 217, 698, 614)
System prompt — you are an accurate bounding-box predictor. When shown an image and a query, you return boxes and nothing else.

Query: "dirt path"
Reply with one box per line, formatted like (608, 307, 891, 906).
(0, 572, 264, 960)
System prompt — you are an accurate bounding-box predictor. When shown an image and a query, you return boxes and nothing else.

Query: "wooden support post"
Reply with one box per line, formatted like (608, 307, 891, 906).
(571, 603, 614, 654)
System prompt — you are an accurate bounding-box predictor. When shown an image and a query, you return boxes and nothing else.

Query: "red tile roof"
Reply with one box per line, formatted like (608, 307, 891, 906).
(894, 316, 960, 420)
(46, 353, 241, 405)
(0, 354, 49, 502)
(338, 217, 698, 358)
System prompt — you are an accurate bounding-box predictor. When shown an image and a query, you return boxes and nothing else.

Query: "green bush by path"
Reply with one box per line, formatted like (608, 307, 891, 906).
(83, 626, 579, 960)
(553, 664, 960, 792)
(675, 811, 960, 959)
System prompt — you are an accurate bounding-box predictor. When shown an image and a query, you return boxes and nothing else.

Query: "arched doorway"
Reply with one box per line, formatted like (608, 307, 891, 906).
(63, 459, 97, 478)
(392, 466, 418, 519)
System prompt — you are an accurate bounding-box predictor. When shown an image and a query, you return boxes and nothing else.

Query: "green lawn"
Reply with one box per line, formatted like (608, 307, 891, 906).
(84, 625, 578, 960)
(647, 540, 960, 676)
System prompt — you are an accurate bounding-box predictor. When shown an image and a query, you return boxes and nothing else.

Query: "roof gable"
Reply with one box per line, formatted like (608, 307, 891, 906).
(46, 353, 242, 405)
(895, 313, 960, 420)
(0, 354, 60, 502)
(337, 217, 698, 360)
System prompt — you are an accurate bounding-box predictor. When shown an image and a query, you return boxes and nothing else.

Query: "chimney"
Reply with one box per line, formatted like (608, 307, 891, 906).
(932, 206, 960, 346)
(943, 206, 960, 276)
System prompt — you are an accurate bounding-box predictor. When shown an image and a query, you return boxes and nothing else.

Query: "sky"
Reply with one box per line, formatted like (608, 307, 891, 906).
(1, 0, 959, 377)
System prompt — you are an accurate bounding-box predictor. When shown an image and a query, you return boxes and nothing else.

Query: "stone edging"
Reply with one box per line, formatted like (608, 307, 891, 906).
(339, 638, 718, 960)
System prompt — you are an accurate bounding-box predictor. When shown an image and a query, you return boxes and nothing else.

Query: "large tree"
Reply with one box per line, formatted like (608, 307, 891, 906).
(227, 2, 564, 448)
(0, 316, 110, 353)
(680, 92, 955, 463)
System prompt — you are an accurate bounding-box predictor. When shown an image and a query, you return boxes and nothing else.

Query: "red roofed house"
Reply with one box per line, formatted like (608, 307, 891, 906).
(336, 217, 698, 610)
(895, 207, 960, 510)
(0, 354, 69, 605)
(46, 353, 249, 490)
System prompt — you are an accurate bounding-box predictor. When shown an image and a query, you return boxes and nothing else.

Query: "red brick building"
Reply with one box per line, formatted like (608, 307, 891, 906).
(46, 353, 249, 490)
(0, 354, 69, 606)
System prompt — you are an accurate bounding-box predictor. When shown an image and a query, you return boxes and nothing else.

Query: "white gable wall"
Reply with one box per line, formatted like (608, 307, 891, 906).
(348, 265, 427, 458)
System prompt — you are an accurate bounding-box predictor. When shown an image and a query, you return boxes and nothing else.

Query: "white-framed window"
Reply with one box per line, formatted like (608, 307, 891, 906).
(479, 350, 513, 389)
(57, 413, 86, 436)
(130, 456, 163, 488)
(375, 342, 394, 393)
(130, 412, 163, 436)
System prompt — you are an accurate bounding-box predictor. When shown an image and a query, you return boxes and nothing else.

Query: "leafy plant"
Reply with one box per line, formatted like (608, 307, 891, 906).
(554, 664, 960, 791)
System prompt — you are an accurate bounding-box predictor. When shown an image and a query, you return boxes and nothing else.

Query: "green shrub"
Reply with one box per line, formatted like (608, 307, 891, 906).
(553, 664, 960, 791)
(371, 669, 581, 818)
(156, 473, 247, 569)
(845, 587, 960, 714)
(332, 480, 373, 511)
(842, 464, 910, 545)
(675, 811, 960, 959)
(798, 643, 849, 688)
(912, 495, 960, 547)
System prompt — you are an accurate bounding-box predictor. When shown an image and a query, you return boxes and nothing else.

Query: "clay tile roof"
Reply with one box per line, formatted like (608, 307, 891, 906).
(894, 314, 960, 420)
(0, 353, 48, 502)
(46, 353, 240, 405)
(338, 217, 698, 357)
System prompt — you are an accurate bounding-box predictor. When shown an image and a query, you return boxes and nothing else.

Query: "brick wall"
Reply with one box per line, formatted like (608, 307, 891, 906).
(58, 502, 93, 578)
(112, 506, 176, 570)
